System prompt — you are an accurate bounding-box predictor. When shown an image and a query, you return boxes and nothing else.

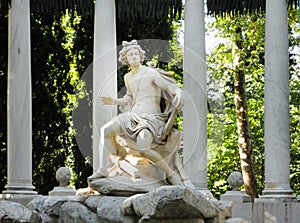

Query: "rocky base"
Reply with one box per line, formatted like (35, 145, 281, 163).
(0, 186, 248, 223)
(88, 175, 167, 196)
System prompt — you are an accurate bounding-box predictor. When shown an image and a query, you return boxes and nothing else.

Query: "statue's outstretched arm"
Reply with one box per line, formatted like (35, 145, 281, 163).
(99, 95, 132, 106)
(99, 73, 133, 107)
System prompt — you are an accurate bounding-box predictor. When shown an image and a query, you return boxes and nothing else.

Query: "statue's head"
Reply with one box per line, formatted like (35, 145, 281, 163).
(119, 40, 145, 66)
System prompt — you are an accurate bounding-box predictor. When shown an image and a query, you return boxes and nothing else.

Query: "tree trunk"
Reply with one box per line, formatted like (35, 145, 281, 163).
(233, 27, 258, 201)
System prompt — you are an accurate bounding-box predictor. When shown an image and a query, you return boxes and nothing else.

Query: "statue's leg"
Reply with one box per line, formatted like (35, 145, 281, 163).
(136, 129, 182, 185)
(99, 118, 122, 169)
(89, 118, 122, 180)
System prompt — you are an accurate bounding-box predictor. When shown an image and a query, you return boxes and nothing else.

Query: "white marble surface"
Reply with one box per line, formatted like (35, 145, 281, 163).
(48, 186, 76, 196)
(4, 0, 36, 194)
(221, 191, 252, 203)
(183, 0, 207, 189)
(93, 0, 117, 171)
(263, 0, 292, 197)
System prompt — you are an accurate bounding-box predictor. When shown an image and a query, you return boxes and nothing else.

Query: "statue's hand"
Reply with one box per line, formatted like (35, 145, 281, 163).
(173, 89, 184, 111)
(99, 95, 115, 105)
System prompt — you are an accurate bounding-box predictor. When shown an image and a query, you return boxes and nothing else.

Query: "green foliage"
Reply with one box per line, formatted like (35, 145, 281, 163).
(289, 9, 300, 195)
(207, 13, 266, 199)
(207, 11, 300, 198)
(30, 10, 93, 194)
(0, 13, 8, 193)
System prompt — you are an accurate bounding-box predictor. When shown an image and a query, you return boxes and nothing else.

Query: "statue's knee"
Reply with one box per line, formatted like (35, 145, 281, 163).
(138, 129, 153, 141)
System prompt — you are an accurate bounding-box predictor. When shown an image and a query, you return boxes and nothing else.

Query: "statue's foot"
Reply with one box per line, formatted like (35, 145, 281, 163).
(88, 168, 109, 181)
(182, 178, 195, 189)
(167, 172, 183, 185)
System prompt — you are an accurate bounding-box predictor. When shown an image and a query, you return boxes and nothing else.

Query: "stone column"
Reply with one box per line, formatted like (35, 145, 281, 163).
(261, 0, 294, 199)
(3, 0, 36, 194)
(183, 0, 208, 191)
(93, 0, 117, 171)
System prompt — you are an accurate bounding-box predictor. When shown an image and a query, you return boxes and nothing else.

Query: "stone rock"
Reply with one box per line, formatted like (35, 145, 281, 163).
(83, 196, 100, 212)
(0, 200, 41, 223)
(84, 196, 137, 222)
(43, 197, 68, 217)
(226, 218, 249, 223)
(121, 194, 142, 216)
(43, 196, 83, 217)
(27, 196, 47, 213)
(96, 197, 137, 222)
(59, 202, 100, 223)
(122, 186, 218, 221)
(27, 196, 58, 223)
(210, 200, 233, 219)
(38, 213, 58, 223)
(144, 219, 205, 223)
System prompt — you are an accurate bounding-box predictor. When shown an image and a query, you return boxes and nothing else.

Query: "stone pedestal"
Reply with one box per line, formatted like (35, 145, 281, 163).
(261, 0, 294, 200)
(221, 191, 251, 203)
(221, 172, 251, 203)
(183, 0, 208, 190)
(93, 0, 117, 172)
(3, 0, 36, 195)
(49, 187, 76, 196)
(88, 129, 195, 196)
(48, 167, 76, 196)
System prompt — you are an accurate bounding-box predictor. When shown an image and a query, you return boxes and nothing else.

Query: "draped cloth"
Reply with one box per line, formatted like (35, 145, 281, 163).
(116, 67, 179, 145)
(116, 112, 166, 144)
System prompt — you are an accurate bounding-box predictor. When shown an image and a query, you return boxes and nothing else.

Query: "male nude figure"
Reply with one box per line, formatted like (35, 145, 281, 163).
(90, 40, 184, 185)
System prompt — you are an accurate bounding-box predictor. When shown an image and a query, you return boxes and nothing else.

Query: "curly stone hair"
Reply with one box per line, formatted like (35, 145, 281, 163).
(118, 40, 145, 65)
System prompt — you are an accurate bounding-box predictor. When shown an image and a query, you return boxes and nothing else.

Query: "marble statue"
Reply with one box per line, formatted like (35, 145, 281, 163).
(88, 40, 194, 195)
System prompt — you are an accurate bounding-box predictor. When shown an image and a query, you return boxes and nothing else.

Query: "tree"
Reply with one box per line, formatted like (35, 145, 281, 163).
(207, 13, 266, 198)
(207, 10, 300, 198)
(232, 19, 258, 200)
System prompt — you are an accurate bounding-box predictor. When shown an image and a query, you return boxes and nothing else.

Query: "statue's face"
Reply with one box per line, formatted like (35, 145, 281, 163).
(126, 48, 140, 67)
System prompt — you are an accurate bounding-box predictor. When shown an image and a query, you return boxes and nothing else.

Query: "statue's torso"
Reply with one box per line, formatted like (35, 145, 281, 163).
(126, 67, 162, 114)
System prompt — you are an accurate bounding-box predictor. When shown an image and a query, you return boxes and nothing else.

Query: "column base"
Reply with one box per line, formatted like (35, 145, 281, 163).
(257, 189, 296, 203)
(0, 194, 40, 206)
(2, 183, 37, 195)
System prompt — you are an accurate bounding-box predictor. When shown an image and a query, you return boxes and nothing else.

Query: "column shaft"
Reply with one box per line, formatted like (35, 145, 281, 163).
(263, 0, 293, 198)
(183, 0, 207, 190)
(4, 0, 36, 194)
(93, 0, 117, 171)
